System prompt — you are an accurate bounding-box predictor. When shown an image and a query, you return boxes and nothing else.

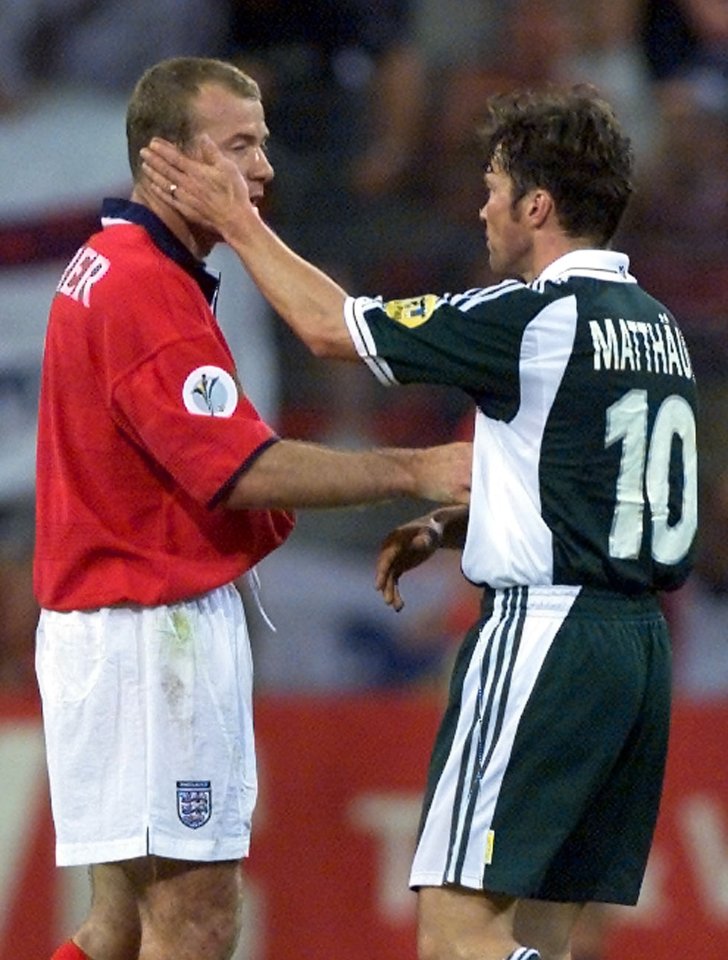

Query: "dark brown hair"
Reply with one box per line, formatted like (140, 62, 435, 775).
(479, 86, 634, 246)
(126, 57, 260, 180)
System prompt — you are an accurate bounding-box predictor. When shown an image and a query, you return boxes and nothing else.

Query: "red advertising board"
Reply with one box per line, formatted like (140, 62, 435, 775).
(0, 692, 726, 960)
(606, 702, 728, 959)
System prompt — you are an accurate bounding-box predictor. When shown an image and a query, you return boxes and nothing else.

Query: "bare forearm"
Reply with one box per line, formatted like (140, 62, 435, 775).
(224, 439, 471, 510)
(222, 217, 355, 360)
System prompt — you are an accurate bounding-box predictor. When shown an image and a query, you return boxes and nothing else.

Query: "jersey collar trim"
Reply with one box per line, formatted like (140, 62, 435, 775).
(535, 249, 634, 286)
(100, 198, 220, 306)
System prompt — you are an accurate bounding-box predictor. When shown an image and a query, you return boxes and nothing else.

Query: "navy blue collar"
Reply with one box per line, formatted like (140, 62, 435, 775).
(100, 198, 220, 307)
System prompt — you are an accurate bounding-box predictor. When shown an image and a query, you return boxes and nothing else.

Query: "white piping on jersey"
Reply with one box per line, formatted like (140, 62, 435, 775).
(448, 278, 523, 311)
(344, 251, 634, 385)
(344, 295, 398, 386)
(100, 216, 132, 227)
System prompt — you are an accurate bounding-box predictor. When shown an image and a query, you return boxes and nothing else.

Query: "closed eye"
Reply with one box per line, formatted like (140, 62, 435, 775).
(228, 135, 269, 154)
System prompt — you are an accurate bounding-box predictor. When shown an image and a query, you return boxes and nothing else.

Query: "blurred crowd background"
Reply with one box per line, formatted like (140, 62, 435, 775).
(0, 0, 727, 700)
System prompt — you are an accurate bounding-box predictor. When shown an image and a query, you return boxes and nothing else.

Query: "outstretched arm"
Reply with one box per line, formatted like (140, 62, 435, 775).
(376, 505, 469, 612)
(141, 137, 356, 360)
(225, 440, 472, 511)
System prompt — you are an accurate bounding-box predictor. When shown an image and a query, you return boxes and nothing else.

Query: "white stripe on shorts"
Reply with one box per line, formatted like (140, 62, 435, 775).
(36, 584, 256, 866)
(410, 586, 578, 890)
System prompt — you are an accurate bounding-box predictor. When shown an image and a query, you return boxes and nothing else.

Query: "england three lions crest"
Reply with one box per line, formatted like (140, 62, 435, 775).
(176, 780, 212, 829)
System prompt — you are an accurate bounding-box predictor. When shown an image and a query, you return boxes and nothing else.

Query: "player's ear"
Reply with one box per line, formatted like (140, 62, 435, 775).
(527, 188, 553, 228)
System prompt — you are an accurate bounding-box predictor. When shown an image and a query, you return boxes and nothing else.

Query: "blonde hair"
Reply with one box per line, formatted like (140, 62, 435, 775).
(126, 57, 260, 180)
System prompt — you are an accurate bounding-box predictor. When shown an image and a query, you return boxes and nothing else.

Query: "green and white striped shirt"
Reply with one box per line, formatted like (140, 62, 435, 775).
(345, 250, 697, 593)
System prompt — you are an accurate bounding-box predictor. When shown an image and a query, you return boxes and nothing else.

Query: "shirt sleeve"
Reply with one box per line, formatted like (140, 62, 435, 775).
(344, 282, 537, 401)
(111, 332, 278, 506)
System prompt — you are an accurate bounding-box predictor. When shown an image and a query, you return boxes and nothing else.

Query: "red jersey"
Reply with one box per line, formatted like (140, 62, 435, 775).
(34, 199, 294, 611)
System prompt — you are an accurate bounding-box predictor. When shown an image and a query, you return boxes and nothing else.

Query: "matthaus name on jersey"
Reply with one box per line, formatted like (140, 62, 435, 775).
(589, 313, 692, 379)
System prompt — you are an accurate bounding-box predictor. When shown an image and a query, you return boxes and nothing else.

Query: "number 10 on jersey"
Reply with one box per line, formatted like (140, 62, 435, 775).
(606, 389, 697, 564)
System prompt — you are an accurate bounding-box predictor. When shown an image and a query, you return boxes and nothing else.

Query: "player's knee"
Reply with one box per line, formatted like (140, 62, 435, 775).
(416, 925, 445, 960)
(151, 906, 237, 960)
(523, 922, 570, 960)
(178, 897, 242, 960)
(417, 925, 478, 960)
(194, 911, 240, 959)
(75, 912, 141, 960)
(139, 858, 244, 960)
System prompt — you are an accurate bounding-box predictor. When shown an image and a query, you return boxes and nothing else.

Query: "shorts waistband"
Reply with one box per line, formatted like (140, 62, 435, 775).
(483, 584, 662, 619)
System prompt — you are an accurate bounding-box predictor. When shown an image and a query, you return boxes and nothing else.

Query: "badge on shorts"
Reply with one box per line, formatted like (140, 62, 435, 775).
(182, 365, 238, 417)
(176, 780, 212, 829)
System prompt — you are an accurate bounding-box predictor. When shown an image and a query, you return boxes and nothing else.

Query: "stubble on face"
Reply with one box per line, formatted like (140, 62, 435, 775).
(482, 164, 531, 281)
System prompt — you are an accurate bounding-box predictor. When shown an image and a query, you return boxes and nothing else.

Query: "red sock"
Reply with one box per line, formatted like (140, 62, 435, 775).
(50, 941, 89, 960)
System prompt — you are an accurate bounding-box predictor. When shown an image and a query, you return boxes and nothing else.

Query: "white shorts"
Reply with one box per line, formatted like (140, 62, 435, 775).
(36, 584, 256, 867)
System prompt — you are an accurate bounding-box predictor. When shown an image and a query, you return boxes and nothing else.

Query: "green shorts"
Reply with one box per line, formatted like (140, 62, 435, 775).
(410, 584, 671, 905)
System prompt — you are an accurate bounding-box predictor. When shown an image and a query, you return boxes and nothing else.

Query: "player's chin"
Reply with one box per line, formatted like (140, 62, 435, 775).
(250, 195, 269, 217)
(487, 252, 510, 281)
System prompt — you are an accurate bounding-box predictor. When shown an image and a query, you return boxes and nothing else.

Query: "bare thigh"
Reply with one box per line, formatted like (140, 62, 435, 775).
(75, 856, 244, 960)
